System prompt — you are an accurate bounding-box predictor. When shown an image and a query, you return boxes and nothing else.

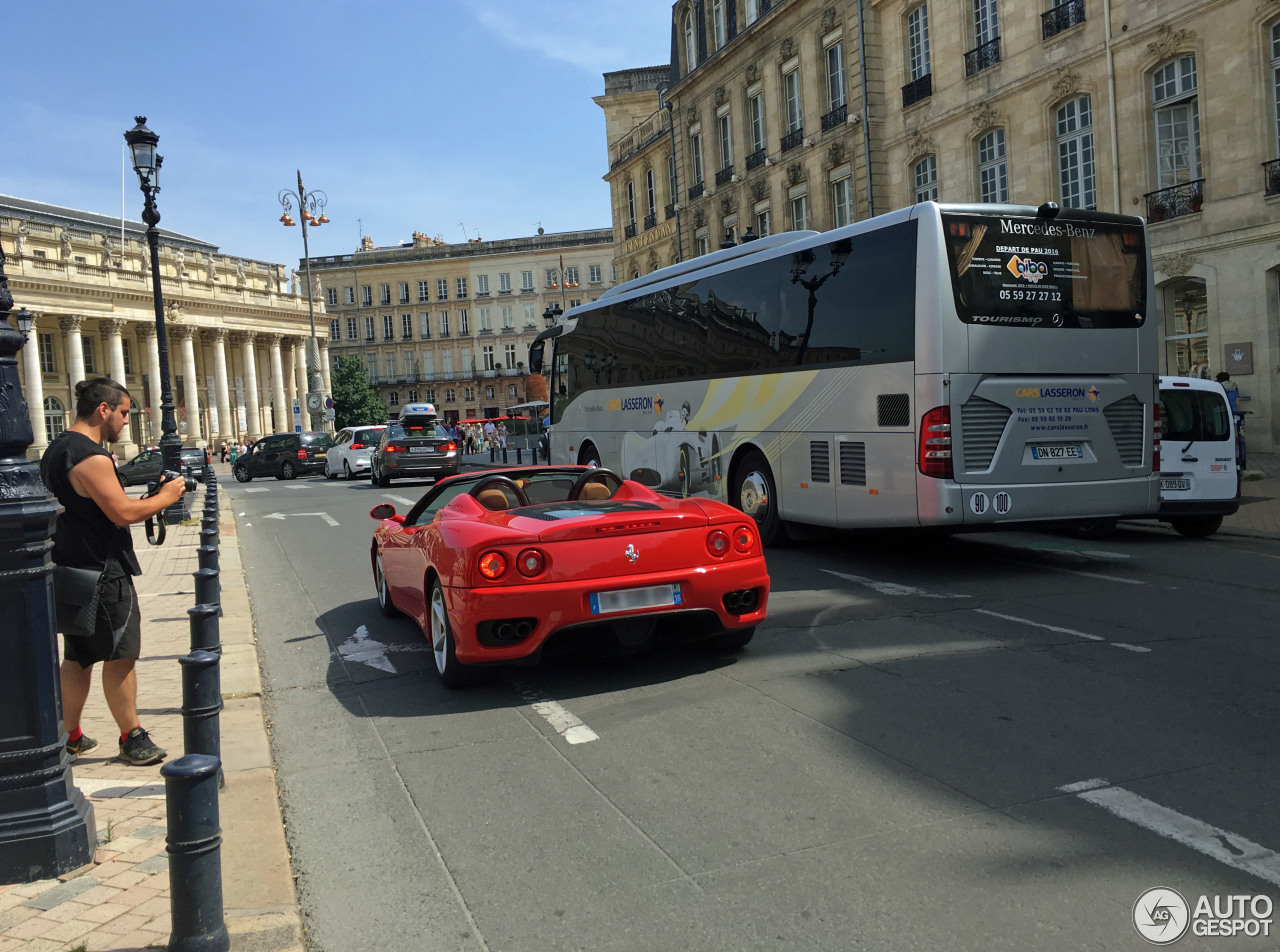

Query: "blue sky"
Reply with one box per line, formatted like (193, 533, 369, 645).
(3, 1, 672, 266)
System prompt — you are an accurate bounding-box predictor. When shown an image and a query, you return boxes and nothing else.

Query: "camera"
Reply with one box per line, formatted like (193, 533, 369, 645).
(145, 469, 197, 497)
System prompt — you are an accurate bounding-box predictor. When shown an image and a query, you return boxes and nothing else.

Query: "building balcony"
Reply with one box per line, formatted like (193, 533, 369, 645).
(1042, 0, 1085, 39)
(965, 37, 1001, 77)
(780, 129, 804, 153)
(901, 73, 932, 109)
(820, 103, 847, 132)
(665, 202, 677, 219)
(1144, 180, 1205, 222)
(644, 211, 658, 229)
(688, 181, 705, 200)
(478, 327, 493, 336)
(624, 222, 637, 239)
(745, 148, 766, 171)
(715, 165, 734, 186)
(501, 326, 517, 334)
(1264, 159, 1280, 197)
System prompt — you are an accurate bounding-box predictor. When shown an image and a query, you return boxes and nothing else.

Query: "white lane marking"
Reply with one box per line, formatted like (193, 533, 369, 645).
(1059, 777, 1109, 793)
(973, 608, 1106, 641)
(243, 487, 270, 493)
(386, 495, 417, 507)
(511, 681, 599, 745)
(285, 484, 312, 490)
(821, 569, 971, 598)
(261, 511, 339, 526)
(1112, 642, 1152, 653)
(1058, 779, 1280, 888)
(1056, 567, 1145, 585)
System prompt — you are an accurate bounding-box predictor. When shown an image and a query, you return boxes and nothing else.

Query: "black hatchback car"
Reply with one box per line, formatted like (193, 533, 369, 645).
(233, 431, 333, 481)
(369, 406, 458, 487)
(117, 446, 208, 487)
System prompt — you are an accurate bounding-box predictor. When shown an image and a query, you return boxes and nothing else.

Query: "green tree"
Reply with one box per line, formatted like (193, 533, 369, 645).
(331, 355, 386, 429)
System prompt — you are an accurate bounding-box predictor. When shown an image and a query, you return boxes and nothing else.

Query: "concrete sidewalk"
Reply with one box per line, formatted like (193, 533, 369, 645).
(1220, 452, 1280, 539)
(0, 483, 303, 952)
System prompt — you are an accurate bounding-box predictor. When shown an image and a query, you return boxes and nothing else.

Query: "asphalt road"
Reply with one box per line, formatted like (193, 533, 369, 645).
(225, 468, 1280, 952)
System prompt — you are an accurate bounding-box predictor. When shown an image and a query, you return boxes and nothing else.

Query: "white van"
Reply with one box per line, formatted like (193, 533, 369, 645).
(1154, 375, 1239, 537)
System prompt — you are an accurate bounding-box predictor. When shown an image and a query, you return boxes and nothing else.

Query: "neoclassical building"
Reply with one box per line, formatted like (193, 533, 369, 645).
(602, 0, 1280, 453)
(306, 227, 614, 423)
(3, 195, 329, 460)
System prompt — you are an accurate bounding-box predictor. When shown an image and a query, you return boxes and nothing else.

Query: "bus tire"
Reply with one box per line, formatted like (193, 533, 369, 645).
(578, 442, 600, 468)
(1073, 517, 1118, 540)
(732, 450, 784, 547)
(1170, 514, 1222, 538)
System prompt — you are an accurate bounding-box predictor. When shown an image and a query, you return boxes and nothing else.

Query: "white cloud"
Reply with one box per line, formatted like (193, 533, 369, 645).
(472, 0, 670, 73)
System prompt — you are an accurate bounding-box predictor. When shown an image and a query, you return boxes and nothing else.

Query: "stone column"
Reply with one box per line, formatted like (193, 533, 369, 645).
(283, 337, 298, 424)
(60, 315, 86, 389)
(172, 325, 203, 445)
(99, 318, 137, 457)
(292, 339, 307, 408)
(22, 312, 47, 457)
(268, 335, 287, 435)
(134, 324, 161, 444)
(206, 329, 232, 445)
(240, 332, 262, 441)
(319, 341, 332, 395)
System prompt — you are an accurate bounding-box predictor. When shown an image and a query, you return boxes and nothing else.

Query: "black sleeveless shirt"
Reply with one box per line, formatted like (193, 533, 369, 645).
(40, 431, 141, 576)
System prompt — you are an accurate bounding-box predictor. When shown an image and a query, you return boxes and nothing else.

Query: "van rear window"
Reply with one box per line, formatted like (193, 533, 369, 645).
(1160, 390, 1231, 442)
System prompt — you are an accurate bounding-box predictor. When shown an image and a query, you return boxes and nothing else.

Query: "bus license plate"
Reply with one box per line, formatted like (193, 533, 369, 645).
(590, 583, 682, 615)
(1031, 444, 1083, 460)
(1161, 477, 1189, 491)
(409, 446, 434, 454)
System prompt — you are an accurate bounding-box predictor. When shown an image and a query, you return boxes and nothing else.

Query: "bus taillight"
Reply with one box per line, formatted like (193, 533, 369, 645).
(918, 407, 953, 479)
(1152, 403, 1161, 473)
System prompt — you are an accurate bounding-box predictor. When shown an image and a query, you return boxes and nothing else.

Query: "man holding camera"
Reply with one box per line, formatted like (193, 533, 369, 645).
(40, 377, 187, 766)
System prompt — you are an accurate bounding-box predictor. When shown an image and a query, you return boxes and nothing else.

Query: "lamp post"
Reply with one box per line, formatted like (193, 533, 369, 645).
(124, 116, 185, 524)
(0, 247, 97, 881)
(541, 302, 563, 329)
(277, 172, 329, 432)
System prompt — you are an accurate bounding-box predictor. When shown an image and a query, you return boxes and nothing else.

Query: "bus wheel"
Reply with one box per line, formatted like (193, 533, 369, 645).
(733, 450, 783, 547)
(578, 442, 600, 468)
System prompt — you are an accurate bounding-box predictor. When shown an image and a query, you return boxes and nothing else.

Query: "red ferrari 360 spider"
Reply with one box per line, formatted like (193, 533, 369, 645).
(369, 466, 769, 686)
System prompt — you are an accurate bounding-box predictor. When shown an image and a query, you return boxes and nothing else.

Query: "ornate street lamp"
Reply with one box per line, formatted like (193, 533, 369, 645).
(541, 303, 562, 329)
(278, 173, 329, 432)
(124, 116, 184, 524)
(0, 247, 97, 881)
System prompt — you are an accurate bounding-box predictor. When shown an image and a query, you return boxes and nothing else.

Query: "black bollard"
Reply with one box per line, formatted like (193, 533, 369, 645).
(516, 446, 523, 464)
(489, 444, 495, 462)
(190, 567, 221, 654)
(196, 545, 218, 574)
(179, 651, 221, 763)
(162, 754, 229, 952)
(501, 446, 508, 463)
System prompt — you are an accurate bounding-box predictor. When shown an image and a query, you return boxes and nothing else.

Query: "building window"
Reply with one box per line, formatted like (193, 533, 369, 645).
(44, 396, 65, 443)
(82, 336, 96, 374)
(479, 307, 492, 332)
(524, 304, 537, 326)
(344, 286, 355, 305)
(389, 391, 399, 406)
(37, 334, 55, 373)
(1152, 54, 1200, 188)
(627, 180, 637, 227)
(508, 384, 518, 400)
(668, 151, 679, 207)
(380, 284, 391, 305)
(459, 310, 469, 334)
(501, 304, 514, 329)
(1057, 95, 1096, 209)
(544, 268, 557, 288)
(366, 355, 377, 379)
(713, 0, 727, 49)
(691, 133, 704, 185)
(499, 272, 511, 293)
(684, 11, 696, 71)
(456, 277, 468, 299)
(401, 313, 413, 339)
(718, 113, 733, 172)
(121, 339, 132, 376)
(482, 345, 495, 371)
(745, 0, 758, 25)
(978, 128, 1010, 202)
(755, 204, 772, 237)
(568, 298, 582, 309)
(408, 389, 418, 402)
(974, 0, 999, 46)
(504, 344, 516, 367)
(446, 388, 455, 403)
(420, 313, 431, 338)
(832, 177, 854, 227)
(1164, 280, 1209, 376)
(784, 70, 803, 133)
(347, 317, 358, 340)
(790, 193, 810, 230)
(440, 312, 450, 336)
(385, 355, 395, 378)
(327, 288, 338, 306)
(437, 278, 449, 301)
(397, 282, 408, 304)
(589, 264, 602, 283)
(486, 385, 495, 399)
(476, 274, 489, 295)
(914, 155, 939, 203)
(750, 93, 766, 153)
(361, 285, 372, 307)
(826, 42, 846, 112)
(565, 266, 578, 285)
(521, 270, 533, 291)
(646, 168, 657, 220)
(330, 319, 341, 341)
(418, 280, 430, 302)
(364, 316, 375, 342)
(1272, 23, 1280, 157)
(383, 315, 394, 340)
(908, 5, 931, 81)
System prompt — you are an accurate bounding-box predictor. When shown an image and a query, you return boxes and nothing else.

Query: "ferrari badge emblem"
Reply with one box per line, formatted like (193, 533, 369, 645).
(624, 544, 638, 563)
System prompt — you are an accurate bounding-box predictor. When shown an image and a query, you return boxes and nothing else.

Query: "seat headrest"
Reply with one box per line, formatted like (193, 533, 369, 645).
(476, 488, 510, 511)
(579, 481, 612, 500)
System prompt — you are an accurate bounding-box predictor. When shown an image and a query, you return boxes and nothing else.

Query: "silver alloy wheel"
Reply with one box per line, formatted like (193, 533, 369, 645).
(738, 470, 771, 521)
(344, 461, 353, 480)
(430, 584, 450, 675)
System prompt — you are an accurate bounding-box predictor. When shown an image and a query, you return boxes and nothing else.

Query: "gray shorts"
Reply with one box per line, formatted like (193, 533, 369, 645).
(63, 572, 142, 667)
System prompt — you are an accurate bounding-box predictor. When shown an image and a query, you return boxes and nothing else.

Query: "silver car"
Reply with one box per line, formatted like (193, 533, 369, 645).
(324, 425, 388, 480)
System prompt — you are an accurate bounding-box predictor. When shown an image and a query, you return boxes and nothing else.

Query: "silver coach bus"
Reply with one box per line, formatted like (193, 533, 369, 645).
(530, 202, 1160, 545)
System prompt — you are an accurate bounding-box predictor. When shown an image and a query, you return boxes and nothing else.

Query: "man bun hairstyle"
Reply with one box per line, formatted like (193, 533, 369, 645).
(75, 376, 131, 420)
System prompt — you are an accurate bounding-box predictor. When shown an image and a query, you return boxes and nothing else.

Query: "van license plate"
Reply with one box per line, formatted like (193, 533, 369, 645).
(590, 584, 682, 615)
(1031, 444, 1083, 460)
(1160, 478, 1189, 491)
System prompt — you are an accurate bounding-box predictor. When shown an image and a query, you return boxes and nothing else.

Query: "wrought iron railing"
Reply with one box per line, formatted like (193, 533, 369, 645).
(821, 103, 847, 132)
(781, 129, 804, 153)
(965, 37, 1001, 77)
(624, 222, 637, 239)
(715, 165, 734, 186)
(1264, 159, 1280, 197)
(745, 148, 766, 171)
(901, 73, 932, 108)
(1042, 0, 1085, 39)
(665, 202, 677, 219)
(689, 182, 705, 200)
(1143, 179, 1205, 222)
(643, 212, 658, 229)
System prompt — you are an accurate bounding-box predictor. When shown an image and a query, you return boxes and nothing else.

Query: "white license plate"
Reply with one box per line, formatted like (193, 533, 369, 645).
(590, 583, 682, 615)
(1161, 477, 1189, 491)
(1031, 444, 1083, 460)
(409, 446, 435, 454)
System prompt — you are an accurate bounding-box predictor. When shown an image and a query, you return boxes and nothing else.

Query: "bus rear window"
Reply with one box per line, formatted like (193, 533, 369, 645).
(942, 212, 1146, 329)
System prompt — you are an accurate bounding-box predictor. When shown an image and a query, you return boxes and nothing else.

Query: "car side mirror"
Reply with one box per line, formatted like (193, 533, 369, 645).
(369, 504, 396, 520)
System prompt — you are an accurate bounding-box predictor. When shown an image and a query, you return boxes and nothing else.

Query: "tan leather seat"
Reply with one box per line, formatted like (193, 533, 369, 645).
(476, 488, 510, 511)
(578, 481, 612, 500)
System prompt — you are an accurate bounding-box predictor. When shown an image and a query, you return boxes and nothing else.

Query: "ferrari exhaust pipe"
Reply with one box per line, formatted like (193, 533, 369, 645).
(515, 621, 533, 638)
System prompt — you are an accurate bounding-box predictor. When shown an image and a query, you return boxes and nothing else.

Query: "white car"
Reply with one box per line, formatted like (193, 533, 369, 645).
(324, 425, 388, 480)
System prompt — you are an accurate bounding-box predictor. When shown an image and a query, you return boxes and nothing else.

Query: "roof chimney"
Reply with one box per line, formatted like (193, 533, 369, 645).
(361, 235, 374, 251)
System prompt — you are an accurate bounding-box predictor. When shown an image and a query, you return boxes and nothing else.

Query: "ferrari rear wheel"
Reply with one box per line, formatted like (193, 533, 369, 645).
(429, 578, 470, 688)
(375, 557, 399, 618)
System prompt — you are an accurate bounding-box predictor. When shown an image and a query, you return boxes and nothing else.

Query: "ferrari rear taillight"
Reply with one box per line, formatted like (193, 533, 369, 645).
(707, 530, 730, 557)
(516, 548, 546, 578)
(477, 551, 507, 580)
(731, 525, 756, 553)
(918, 406, 953, 479)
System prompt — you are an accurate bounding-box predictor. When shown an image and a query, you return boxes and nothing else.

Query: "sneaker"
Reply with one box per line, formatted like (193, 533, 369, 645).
(119, 727, 166, 766)
(66, 733, 98, 758)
